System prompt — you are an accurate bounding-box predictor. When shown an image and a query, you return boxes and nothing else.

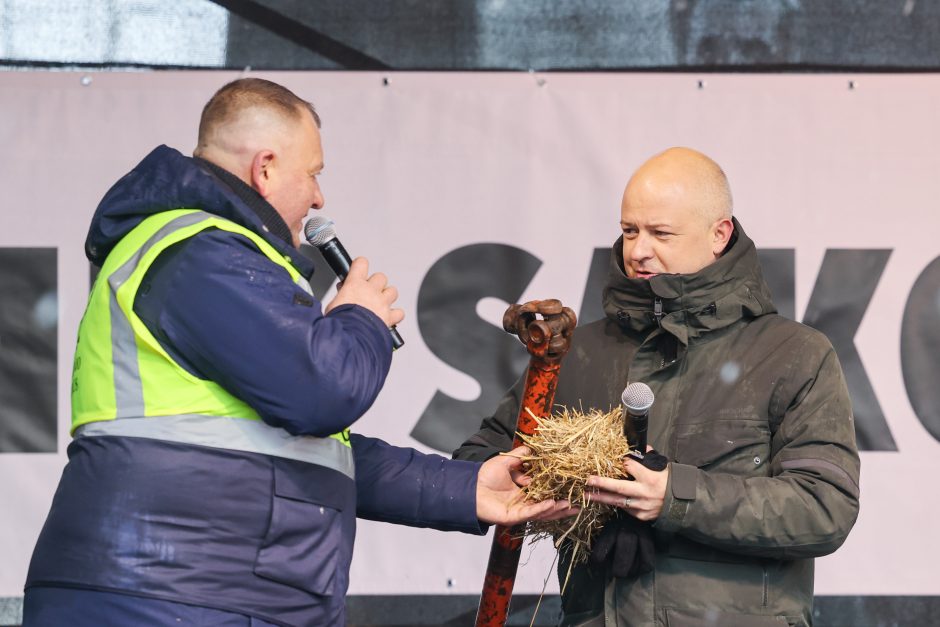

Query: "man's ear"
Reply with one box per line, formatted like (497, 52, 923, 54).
(712, 217, 734, 256)
(249, 150, 276, 199)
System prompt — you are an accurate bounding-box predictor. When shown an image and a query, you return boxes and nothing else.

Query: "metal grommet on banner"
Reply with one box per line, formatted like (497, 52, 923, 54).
(528, 68, 546, 88)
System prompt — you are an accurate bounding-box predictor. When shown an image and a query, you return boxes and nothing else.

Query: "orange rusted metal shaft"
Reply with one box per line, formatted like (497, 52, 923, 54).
(475, 299, 576, 627)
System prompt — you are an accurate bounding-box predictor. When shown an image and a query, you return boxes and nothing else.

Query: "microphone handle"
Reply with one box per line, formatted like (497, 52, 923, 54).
(622, 409, 648, 454)
(317, 239, 405, 351)
(319, 238, 352, 278)
(632, 411, 648, 454)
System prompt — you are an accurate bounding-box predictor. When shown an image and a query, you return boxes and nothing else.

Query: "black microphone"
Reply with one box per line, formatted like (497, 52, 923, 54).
(621, 382, 654, 457)
(304, 216, 404, 351)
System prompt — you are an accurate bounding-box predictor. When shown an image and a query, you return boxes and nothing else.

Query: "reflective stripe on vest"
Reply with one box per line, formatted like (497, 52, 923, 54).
(72, 209, 353, 477)
(75, 414, 354, 478)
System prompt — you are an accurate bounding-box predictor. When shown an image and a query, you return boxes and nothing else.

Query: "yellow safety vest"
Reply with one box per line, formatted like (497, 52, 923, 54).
(71, 209, 353, 476)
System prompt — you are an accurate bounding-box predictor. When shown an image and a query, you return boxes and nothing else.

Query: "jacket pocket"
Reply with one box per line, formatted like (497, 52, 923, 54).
(253, 462, 346, 597)
(674, 419, 771, 475)
(664, 607, 790, 626)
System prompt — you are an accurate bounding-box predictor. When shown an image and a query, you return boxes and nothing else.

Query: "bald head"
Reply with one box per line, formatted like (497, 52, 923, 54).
(619, 147, 735, 279)
(625, 147, 732, 227)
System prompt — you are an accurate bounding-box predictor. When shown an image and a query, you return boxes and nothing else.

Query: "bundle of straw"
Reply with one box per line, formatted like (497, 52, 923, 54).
(515, 405, 634, 570)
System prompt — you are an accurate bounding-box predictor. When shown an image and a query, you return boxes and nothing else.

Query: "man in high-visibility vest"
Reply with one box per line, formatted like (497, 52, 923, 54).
(23, 78, 575, 627)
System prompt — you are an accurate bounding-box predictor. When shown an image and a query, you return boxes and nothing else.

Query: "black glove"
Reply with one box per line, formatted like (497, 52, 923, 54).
(589, 512, 655, 578)
(628, 447, 669, 471)
(588, 449, 668, 579)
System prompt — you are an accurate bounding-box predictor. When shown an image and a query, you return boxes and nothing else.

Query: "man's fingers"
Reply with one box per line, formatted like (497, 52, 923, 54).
(530, 501, 580, 522)
(347, 256, 369, 280)
(505, 447, 530, 486)
(322, 256, 407, 329)
(503, 446, 529, 467)
(512, 473, 532, 487)
(367, 271, 388, 290)
(540, 500, 579, 521)
(586, 475, 629, 494)
(523, 500, 555, 519)
(382, 285, 399, 305)
(584, 489, 624, 507)
(518, 500, 580, 523)
(623, 456, 648, 479)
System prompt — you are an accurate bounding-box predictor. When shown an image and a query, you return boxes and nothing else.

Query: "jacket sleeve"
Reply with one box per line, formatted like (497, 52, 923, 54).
(352, 433, 486, 534)
(134, 230, 393, 437)
(655, 336, 861, 559)
(451, 373, 527, 462)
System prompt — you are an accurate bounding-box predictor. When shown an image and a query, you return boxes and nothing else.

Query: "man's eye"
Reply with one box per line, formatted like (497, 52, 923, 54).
(654, 230, 673, 238)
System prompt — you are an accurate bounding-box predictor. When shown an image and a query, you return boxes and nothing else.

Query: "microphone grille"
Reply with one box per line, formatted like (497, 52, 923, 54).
(622, 381, 654, 413)
(304, 216, 337, 247)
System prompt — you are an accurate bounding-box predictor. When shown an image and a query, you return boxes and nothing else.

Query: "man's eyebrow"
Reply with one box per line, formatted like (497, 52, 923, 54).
(619, 220, 674, 229)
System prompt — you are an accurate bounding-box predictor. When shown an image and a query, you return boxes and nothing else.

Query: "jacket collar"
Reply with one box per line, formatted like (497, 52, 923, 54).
(86, 145, 315, 279)
(195, 158, 296, 248)
(602, 217, 776, 344)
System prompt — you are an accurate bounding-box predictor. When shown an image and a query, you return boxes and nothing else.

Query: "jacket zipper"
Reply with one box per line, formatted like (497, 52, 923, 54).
(654, 298, 666, 368)
(653, 298, 663, 327)
(762, 565, 769, 606)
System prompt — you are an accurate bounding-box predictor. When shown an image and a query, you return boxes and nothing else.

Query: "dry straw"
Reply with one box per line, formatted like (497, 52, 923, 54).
(513, 405, 633, 582)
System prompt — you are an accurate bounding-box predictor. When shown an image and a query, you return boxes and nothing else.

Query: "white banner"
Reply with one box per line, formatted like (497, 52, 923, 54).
(0, 71, 937, 598)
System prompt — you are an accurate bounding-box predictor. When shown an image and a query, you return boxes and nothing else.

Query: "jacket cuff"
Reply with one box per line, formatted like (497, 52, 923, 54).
(445, 458, 489, 535)
(654, 462, 697, 533)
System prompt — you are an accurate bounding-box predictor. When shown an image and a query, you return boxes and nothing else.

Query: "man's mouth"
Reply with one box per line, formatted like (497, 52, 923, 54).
(633, 270, 658, 279)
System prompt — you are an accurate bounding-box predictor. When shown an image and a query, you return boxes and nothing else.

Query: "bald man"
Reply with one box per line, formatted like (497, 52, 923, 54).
(23, 78, 575, 627)
(456, 148, 860, 627)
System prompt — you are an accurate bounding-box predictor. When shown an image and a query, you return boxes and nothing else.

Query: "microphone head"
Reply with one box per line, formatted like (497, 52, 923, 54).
(622, 381, 654, 413)
(304, 216, 337, 247)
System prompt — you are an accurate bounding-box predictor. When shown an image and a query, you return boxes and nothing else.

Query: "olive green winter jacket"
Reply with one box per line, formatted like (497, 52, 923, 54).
(454, 219, 860, 627)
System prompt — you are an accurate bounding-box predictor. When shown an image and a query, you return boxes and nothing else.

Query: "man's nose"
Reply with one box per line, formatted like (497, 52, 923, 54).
(631, 233, 652, 260)
(311, 183, 325, 210)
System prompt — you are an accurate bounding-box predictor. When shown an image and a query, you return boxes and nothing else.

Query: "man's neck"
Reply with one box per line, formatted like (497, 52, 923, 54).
(196, 157, 295, 246)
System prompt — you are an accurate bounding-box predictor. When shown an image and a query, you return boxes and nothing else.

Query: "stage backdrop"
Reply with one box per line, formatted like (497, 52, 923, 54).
(0, 71, 938, 606)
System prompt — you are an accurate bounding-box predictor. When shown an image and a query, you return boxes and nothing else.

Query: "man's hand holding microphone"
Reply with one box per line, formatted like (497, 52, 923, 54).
(306, 216, 405, 349)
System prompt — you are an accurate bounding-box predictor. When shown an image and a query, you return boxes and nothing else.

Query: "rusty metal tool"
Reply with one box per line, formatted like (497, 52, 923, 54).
(475, 298, 577, 627)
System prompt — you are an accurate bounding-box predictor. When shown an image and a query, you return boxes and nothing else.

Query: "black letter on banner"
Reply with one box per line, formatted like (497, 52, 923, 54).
(412, 244, 537, 452)
(578, 247, 610, 326)
(756, 249, 795, 321)
(802, 249, 895, 451)
(0, 247, 58, 453)
(901, 256, 940, 443)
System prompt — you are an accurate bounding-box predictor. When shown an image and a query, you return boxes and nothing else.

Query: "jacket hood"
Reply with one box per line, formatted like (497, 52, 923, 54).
(602, 217, 776, 343)
(85, 145, 313, 276)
